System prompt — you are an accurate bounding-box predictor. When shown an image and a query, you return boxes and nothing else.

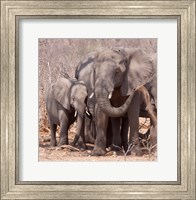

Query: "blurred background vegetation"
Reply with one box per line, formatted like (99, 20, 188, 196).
(39, 38, 157, 131)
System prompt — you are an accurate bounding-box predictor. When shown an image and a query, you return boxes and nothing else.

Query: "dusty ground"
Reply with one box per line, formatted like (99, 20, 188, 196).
(39, 118, 157, 162)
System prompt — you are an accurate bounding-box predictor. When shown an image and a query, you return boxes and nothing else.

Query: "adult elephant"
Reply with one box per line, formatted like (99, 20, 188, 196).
(91, 48, 157, 156)
(46, 77, 88, 149)
(75, 50, 125, 146)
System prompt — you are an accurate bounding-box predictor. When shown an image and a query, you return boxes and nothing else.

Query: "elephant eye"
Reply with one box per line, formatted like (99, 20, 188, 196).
(115, 68, 120, 74)
(71, 96, 75, 100)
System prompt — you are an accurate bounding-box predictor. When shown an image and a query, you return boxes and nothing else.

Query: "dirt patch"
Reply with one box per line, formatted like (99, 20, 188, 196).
(39, 118, 157, 162)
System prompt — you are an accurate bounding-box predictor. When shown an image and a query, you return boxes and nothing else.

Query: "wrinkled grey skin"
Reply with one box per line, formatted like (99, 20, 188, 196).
(45, 77, 88, 148)
(92, 48, 157, 156)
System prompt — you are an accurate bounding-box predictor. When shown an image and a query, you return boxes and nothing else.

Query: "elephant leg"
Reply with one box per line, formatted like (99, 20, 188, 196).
(58, 111, 69, 146)
(145, 104, 157, 127)
(141, 89, 157, 127)
(59, 123, 69, 145)
(128, 93, 143, 156)
(85, 100, 96, 144)
(76, 137, 86, 150)
(139, 86, 157, 150)
(76, 121, 87, 151)
(110, 117, 122, 150)
(91, 107, 108, 156)
(84, 116, 95, 144)
(71, 111, 86, 150)
(121, 115, 129, 151)
(49, 123, 57, 147)
(91, 120, 96, 141)
(149, 121, 157, 152)
(106, 118, 113, 148)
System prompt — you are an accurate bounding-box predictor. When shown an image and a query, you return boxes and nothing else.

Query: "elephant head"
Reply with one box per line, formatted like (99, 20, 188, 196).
(69, 81, 88, 115)
(53, 77, 87, 112)
(93, 48, 156, 117)
(52, 77, 74, 110)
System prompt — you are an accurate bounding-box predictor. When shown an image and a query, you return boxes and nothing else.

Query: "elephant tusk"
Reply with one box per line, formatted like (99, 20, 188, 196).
(85, 110, 91, 117)
(108, 92, 113, 99)
(89, 92, 94, 99)
(74, 111, 78, 117)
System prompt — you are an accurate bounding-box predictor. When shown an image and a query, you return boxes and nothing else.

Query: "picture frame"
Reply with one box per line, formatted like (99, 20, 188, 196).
(1, 0, 195, 199)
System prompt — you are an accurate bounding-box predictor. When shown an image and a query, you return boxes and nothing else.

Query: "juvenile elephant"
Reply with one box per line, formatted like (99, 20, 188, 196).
(91, 48, 157, 156)
(45, 77, 88, 148)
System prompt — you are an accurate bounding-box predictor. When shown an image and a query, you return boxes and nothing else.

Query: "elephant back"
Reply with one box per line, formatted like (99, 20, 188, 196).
(75, 52, 96, 97)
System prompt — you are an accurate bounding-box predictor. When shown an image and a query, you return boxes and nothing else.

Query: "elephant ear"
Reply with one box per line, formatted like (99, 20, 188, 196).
(121, 49, 155, 96)
(52, 77, 71, 110)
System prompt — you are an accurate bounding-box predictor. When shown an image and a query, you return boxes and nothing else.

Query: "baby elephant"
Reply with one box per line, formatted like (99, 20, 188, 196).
(45, 77, 88, 148)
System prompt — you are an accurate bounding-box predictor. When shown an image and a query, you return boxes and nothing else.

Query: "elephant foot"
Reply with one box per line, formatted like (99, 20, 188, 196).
(76, 142, 86, 151)
(71, 136, 87, 151)
(85, 135, 95, 144)
(131, 144, 143, 157)
(122, 143, 128, 152)
(91, 147, 106, 156)
(73, 144, 86, 151)
(109, 144, 122, 151)
(50, 141, 57, 147)
(58, 137, 68, 146)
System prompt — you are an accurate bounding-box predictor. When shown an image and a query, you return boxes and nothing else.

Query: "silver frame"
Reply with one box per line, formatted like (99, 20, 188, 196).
(1, 1, 195, 199)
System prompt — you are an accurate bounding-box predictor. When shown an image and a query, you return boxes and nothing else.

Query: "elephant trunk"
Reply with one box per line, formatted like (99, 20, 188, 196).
(71, 112, 84, 146)
(96, 89, 136, 118)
